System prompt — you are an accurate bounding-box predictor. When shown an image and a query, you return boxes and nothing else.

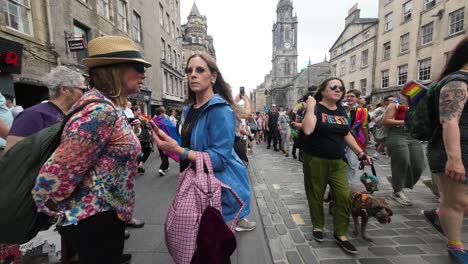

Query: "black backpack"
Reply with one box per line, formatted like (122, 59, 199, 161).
(0, 99, 114, 244)
(405, 71, 468, 141)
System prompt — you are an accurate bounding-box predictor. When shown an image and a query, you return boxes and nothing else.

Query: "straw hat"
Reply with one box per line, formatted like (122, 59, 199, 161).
(82, 36, 152, 69)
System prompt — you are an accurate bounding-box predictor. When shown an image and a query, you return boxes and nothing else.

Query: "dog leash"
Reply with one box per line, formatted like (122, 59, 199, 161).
(359, 161, 377, 176)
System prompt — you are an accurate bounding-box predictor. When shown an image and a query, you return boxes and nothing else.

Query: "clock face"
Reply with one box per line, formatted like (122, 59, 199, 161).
(284, 42, 291, 49)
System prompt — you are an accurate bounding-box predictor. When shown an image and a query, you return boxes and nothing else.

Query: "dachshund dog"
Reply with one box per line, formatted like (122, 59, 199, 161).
(350, 190, 392, 242)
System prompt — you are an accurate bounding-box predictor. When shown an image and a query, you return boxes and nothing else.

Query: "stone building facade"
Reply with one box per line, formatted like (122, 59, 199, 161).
(257, 0, 330, 110)
(268, 0, 298, 108)
(373, 0, 467, 102)
(0, 0, 184, 115)
(159, 0, 185, 111)
(329, 4, 378, 98)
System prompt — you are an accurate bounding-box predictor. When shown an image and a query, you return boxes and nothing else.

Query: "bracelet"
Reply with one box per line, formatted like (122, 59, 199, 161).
(356, 151, 365, 156)
(181, 148, 190, 160)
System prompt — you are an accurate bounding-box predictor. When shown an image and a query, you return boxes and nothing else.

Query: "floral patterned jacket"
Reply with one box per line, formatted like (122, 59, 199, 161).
(32, 89, 141, 225)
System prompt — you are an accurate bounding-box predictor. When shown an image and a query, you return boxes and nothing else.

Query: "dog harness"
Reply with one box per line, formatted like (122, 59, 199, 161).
(352, 191, 369, 210)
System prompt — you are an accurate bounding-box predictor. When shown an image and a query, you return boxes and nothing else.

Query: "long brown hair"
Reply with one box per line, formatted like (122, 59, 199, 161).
(88, 64, 129, 107)
(438, 36, 468, 82)
(185, 52, 249, 120)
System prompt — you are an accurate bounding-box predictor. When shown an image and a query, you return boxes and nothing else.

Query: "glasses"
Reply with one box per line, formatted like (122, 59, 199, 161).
(329, 85, 344, 92)
(73, 86, 89, 93)
(131, 63, 146, 74)
(185, 66, 208, 74)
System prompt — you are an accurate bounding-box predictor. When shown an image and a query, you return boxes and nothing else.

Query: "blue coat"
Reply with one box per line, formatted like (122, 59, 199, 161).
(183, 94, 251, 221)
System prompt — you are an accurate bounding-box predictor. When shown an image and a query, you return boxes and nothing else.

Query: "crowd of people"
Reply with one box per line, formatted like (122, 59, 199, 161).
(0, 35, 467, 263)
(241, 37, 468, 261)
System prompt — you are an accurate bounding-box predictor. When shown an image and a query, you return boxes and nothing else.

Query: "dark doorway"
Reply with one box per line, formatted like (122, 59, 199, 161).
(14, 83, 49, 109)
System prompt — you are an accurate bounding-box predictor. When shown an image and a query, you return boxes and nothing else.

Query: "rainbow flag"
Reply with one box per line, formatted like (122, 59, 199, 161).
(400, 80, 428, 106)
(139, 113, 152, 122)
(153, 115, 181, 162)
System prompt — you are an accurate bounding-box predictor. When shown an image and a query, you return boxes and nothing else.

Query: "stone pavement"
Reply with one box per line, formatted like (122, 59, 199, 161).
(248, 142, 466, 264)
(124, 152, 272, 264)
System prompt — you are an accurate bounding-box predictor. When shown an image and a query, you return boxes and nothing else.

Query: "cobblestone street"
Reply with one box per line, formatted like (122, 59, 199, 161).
(248, 142, 464, 264)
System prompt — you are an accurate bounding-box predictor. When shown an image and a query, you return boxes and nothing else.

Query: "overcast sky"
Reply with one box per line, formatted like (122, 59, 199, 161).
(180, 0, 379, 94)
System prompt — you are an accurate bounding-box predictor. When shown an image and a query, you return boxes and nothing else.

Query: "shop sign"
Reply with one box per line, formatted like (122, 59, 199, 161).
(0, 38, 23, 74)
(68, 34, 87, 52)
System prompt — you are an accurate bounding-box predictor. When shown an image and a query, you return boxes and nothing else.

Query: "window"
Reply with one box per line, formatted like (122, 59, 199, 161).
(424, 0, 435, 10)
(360, 79, 367, 95)
(176, 28, 180, 44)
(117, 0, 128, 32)
(159, 3, 164, 27)
(383, 42, 391, 60)
(168, 44, 172, 62)
(166, 13, 170, 33)
(5, 0, 33, 35)
(350, 55, 356, 72)
(398, 64, 408, 85)
(349, 82, 355, 90)
(381, 70, 389, 88)
(341, 44, 346, 53)
(350, 38, 356, 49)
(74, 23, 90, 65)
(418, 58, 431, 80)
(340, 60, 346, 76)
(178, 54, 181, 70)
(361, 49, 369, 67)
(97, 0, 110, 18)
(161, 38, 166, 60)
(132, 11, 142, 42)
(171, 76, 174, 95)
(363, 31, 370, 40)
(400, 33, 409, 53)
(163, 71, 168, 93)
(333, 50, 337, 58)
(332, 64, 337, 76)
(421, 22, 433, 45)
(384, 13, 393, 32)
(172, 21, 176, 39)
(172, 50, 176, 66)
(403, 1, 412, 21)
(449, 9, 465, 35)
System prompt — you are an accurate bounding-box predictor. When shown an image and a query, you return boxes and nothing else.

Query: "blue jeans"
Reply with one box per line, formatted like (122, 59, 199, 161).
(345, 147, 358, 185)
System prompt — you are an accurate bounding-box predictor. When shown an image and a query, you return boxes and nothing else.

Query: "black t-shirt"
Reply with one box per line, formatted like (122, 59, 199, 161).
(267, 111, 279, 129)
(180, 102, 209, 171)
(303, 103, 350, 159)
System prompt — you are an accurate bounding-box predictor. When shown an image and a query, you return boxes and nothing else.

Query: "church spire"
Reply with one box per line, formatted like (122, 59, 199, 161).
(189, 1, 200, 17)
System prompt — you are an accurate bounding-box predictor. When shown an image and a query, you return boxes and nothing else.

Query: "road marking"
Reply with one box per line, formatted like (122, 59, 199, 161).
(291, 214, 305, 225)
(272, 184, 281, 190)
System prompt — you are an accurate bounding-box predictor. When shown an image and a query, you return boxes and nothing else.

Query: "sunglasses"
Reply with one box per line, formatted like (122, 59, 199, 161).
(329, 85, 344, 91)
(73, 86, 89, 93)
(185, 66, 208, 74)
(130, 63, 146, 74)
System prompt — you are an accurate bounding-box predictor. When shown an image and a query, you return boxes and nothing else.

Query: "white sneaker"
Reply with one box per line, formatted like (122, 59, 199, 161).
(235, 218, 256, 232)
(158, 169, 165, 176)
(392, 191, 412, 206)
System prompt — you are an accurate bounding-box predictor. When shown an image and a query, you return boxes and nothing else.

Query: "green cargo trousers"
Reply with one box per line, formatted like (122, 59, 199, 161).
(385, 127, 425, 192)
(303, 153, 350, 236)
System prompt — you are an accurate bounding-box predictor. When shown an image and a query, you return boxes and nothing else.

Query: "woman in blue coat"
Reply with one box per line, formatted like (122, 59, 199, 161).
(152, 52, 255, 231)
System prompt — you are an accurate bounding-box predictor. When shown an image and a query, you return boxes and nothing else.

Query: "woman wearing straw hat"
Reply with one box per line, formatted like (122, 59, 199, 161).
(31, 36, 151, 264)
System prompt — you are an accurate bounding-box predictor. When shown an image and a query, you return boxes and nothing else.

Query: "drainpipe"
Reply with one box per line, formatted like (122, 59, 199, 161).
(45, 0, 61, 65)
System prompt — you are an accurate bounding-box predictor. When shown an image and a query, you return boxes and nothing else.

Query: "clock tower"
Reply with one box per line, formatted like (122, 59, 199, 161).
(272, 0, 298, 86)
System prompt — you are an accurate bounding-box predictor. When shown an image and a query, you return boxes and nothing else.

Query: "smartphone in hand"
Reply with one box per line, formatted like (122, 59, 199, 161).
(240, 86, 245, 96)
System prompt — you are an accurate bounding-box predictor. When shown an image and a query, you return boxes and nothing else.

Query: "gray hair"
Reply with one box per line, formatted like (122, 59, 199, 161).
(44, 66, 85, 99)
